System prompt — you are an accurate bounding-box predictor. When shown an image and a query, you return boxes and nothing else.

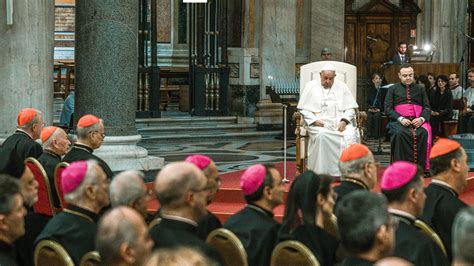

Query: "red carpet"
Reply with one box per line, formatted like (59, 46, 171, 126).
(147, 162, 474, 223)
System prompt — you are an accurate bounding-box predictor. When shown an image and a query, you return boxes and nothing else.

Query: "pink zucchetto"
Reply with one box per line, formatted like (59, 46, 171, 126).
(185, 154, 212, 170)
(381, 161, 418, 190)
(240, 164, 266, 196)
(62, 161, 89, 194)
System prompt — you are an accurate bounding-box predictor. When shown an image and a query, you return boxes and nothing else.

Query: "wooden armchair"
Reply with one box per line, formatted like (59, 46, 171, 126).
(294, 61, 365, 175)
(270, 240, 319, 266)
(414, 219, 447, 256)
(206, 228, 248, 266)
(25, 157, 57, 216)
(80, 251, 101, 266)
(34, 240, 74, 266)
(54, 162, 70, 210)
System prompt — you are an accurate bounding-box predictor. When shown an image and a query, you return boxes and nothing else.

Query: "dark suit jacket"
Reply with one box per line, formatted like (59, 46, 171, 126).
(0, 241, 19, 266)
(392, 53, 409, 64)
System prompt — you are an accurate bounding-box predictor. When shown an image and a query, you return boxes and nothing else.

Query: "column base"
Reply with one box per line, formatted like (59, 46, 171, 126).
(254, 99, 283, 130)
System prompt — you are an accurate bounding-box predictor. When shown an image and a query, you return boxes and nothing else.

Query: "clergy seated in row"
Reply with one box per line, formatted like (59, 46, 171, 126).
(63, 114, 113, 179)
(452, 207, 474, 266)
(149, 162, 223, 265)
(381, 162, 450, 265)
(109, 170, 151, 223)
(429, 75, 453, 138)
(365, 73, 387, 139)
(185, 155, 222, 240)
(334, 144, 378, 213)
(278, 171, 340, 266)
(0, 175, 26, 266)
(421, 138, 469, 261)
(38, 126, 71, 209)
(223, 164, 284, 266)
(96, 206, 153, 266)
(297, 64, 359, 177)
(459, 68, 474, 133)
(1, 108, 44, 161)
(385, 64, 431, 171)
(336, 191, 395, 265)
(0, 146, 48, 266)
(35, 160, 110, 264)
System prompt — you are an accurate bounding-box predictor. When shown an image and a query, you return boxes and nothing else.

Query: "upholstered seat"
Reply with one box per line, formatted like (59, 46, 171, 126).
(80, 251, 101, 266)
(206, 228, 248, 266)
(25, 157, 57, 216)
(34, 239, 74, 266)
(54, 162, 70, 210)
(270, 240, 320, 266)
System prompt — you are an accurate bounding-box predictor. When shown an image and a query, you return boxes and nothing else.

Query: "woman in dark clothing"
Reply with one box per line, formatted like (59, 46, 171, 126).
(417, 74, 433, 96)
(366, 73, 387, 139)
(279, 171, 340, 266)
(430, 75, 453, 137)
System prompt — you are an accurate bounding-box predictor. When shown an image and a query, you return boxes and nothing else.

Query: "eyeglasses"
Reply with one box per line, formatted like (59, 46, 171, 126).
(92, 131, 106, 138)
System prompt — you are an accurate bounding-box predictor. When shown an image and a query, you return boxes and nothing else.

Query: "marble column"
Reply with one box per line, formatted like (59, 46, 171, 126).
(0, 0, 54, 141)
(255, 1, 296, 128)
(310, 0, 345, 61)
(75, 0, 163, 171)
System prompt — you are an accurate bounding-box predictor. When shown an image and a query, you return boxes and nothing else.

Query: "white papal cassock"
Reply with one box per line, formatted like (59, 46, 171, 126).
(297, 79, 359, 176)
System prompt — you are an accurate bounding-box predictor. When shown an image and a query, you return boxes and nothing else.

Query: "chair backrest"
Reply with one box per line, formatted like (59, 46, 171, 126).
(80, 251, 101, 266)
(54, 162, 70, 210)
(270, 240, 320, 266)
(299, 60, 357, 99)
(206, 228, 248, 266)
(34, 239, 74, 266)
(148, 217, 162, 230)
(25, 157, 56, 216)
(414, 219, 447, 256)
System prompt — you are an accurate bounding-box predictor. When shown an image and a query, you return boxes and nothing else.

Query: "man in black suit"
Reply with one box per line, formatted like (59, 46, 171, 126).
(392, 41, 409, 64)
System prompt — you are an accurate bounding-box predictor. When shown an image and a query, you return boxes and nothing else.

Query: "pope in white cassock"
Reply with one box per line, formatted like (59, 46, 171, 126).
(297, 64, 359, 176)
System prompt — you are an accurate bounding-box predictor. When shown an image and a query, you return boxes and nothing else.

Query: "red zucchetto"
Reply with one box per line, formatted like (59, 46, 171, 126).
(41, 126, 59, 143)
(17, 108, 38, 127)
(429, 138, 461, 159)
(381, 161, 418, 190)
(240, 164, 266, 196)
(185, 154, 212, 170)
(340, 144, 370, 162)
(77, 114, 100, 128)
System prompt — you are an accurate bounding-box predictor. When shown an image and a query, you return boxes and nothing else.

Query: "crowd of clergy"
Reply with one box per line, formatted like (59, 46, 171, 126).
(0, 107, 473, 266)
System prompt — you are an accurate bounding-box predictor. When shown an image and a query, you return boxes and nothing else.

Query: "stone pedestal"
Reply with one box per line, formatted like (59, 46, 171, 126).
(75, 0, 162, 172)
(254, 99, 283, 130)
(0, 0, 54, 140)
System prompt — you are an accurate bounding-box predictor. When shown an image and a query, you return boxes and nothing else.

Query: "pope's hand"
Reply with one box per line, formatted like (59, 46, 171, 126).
(337, 121, 347, 132)
(312, 120, 324, 127)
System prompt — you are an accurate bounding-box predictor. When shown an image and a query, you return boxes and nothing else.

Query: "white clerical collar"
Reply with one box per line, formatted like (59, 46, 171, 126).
(388, 208, 416, 221)
(16, 128, 34, 139)
(431, 179, 455, 191)
(161, 214, 198, 227)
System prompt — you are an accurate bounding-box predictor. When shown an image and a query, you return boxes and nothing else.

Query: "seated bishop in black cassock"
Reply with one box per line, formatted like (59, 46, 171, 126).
(421, 138, 468, 261)
(62, 114, 113, 179)
(1, 108, 44, 161)
(384, 65, 431, 171)
(35, 160, 109, 264)
(381, 161, 450, 266)
(224, 164, 283, 266)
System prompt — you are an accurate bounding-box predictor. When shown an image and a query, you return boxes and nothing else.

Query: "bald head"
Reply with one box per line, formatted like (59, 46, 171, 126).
(154, 162, 207, 209)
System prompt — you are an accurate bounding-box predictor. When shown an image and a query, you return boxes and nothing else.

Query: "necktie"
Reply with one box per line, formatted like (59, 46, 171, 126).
(401, 55, 405, 63)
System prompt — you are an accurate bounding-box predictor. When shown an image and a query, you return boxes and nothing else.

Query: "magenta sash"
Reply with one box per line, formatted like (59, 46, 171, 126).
(394, 104, 431, 169)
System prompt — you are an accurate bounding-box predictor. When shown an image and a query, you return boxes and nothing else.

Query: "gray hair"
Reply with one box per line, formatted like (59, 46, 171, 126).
(0, 174, 21, 214)
(339, 153, 372, 178)
(64, 160, 100, 203)
(18, 109, 42, 131)
(96, 207, 139, 264)
(336, 190, 389, 254)
(110, 170, 145, 207)
(452, 207, 474, 263)
(42, 128, 62, 148)
(76, 120, 102, 140)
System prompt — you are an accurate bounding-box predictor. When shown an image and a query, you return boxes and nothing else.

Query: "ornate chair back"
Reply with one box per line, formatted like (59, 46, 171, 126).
(414, 219, 447, 256)
(54, 162, 70, 210)
(270, 240, 320, 266)
(34, 240, 74, 266)
(206, 228, 248, 266)
(25, 157, 56, 216)
(80, 251, 101, 266)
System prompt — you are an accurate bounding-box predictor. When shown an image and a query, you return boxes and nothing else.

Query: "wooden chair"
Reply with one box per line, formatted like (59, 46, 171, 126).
(34, 239, 74, 266)
(206, 228, 248, 266)
(80, 251, 101, 266)
(295, 61, 365, 174)
(25, 157, 56, 216)
(414, 219, 447, 256)
(270, 240, 320, 266)
(54, 162, 70, 210)
(442, 98, 467, 137)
